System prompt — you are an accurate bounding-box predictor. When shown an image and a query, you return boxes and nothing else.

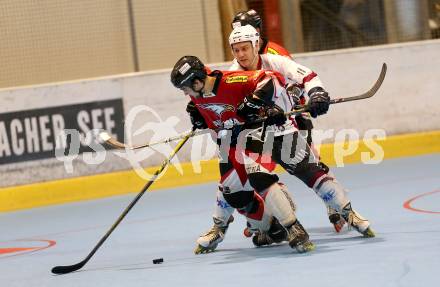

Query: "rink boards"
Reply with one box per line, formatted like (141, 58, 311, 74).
(0, 130, 439, 212)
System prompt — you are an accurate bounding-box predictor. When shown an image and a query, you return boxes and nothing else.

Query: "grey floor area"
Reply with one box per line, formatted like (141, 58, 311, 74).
(1, 154, 439, 287)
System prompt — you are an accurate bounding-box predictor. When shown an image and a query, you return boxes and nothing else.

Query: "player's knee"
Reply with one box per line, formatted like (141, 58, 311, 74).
(222, 189, 254, 209)
(248, 172, 279, 193)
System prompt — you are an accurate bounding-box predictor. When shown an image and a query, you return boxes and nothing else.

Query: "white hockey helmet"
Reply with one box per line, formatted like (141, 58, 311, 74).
(228, 24, 260, 48)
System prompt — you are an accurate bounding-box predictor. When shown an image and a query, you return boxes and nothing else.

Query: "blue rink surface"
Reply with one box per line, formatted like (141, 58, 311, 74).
(1, 154, 439, 287)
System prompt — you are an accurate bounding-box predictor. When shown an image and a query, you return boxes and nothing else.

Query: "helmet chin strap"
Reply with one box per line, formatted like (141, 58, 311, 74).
(248, 45, 259, 69)
(238, 46, 259, 70)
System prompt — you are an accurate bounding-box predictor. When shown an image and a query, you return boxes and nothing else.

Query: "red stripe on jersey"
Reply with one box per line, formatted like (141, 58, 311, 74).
(244, 150, 277, 172)
(220, 166, 235, 184)
(289, 116, 298, 128)
(229, 147, 249, 185)
(301, 72, 317, 87)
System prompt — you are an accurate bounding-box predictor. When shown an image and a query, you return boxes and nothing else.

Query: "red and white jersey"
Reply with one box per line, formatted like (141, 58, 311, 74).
(230, 53, 323, 95)
(261, 39, 292, 59)
(189, 70, 294, 134)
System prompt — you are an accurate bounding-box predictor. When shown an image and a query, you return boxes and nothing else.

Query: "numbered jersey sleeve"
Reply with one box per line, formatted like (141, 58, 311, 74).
(259, 54, 324, 95)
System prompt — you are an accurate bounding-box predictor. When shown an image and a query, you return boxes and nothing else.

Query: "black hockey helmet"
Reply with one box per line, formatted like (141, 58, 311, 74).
(231, 9, 263, 31)
(171, 55, 207, 89)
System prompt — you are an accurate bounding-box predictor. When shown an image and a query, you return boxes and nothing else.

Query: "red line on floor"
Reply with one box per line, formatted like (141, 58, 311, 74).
(0, 239, 56, 258)
(0, 247, 37, 255)
(403, 189, 440, 214)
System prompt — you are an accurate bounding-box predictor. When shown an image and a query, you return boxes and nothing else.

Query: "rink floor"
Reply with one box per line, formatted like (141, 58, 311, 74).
(1, 154, 439, 287)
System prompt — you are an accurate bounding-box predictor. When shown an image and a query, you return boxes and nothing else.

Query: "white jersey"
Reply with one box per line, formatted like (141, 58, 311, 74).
(229, 54, 324, 95)
(230, 54, 324, 136)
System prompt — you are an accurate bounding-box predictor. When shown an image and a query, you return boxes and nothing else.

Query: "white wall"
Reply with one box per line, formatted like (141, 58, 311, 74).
(294, 40, 440, 135)
(1, 40, 439, 187)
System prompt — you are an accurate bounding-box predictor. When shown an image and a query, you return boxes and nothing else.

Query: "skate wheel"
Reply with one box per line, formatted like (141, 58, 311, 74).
(243, 228, 252, 238)
(194, 243, 218, 255)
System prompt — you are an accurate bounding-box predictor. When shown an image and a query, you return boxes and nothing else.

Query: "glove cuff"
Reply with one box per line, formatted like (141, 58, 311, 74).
(307, 86, 325, 97)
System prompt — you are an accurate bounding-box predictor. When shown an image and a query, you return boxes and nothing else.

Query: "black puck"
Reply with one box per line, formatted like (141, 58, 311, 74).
(152, 258, 164, 264)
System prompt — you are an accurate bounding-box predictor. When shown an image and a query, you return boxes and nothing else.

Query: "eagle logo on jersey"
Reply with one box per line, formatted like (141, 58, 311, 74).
(197, 103, 235, 116)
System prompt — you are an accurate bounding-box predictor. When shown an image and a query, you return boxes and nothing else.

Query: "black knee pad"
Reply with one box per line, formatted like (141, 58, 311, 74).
(268, 218, 288, 243)
(248, 172, 279, 192)
(222, 189, 254, 209)
(290, 158, 327, 188)
(318, 161, 330, 174)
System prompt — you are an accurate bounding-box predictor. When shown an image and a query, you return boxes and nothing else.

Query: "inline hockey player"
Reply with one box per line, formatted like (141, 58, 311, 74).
(190, 24, 375, 250)
(231, 10, 346, 232)
(231, 9, 292, 58)
(171, 55, 315, 254)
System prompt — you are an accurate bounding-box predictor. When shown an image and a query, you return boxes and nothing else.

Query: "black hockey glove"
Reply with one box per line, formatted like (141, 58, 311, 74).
(237, 95, 266, 123)
(264, 105, 286, 126)
(186, 101, 207, 130)
(308, 87, 330, 118)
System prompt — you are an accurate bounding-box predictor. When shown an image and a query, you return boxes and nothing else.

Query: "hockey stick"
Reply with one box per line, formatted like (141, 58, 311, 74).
(329, 62, 387, 104)
(102, 63, 387, 150)
(100, 128, 207, 151)
(51, 128, 196, 275)
(281, 62, 388, 117)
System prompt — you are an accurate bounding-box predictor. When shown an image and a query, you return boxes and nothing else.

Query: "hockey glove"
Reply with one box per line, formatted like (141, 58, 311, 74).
(308, 87, 330, 118)
(217, 118, 243, 146)
(237, 94, 266, 123)
(286, 84, 303, 108)
(264, 105, 287, 126)
(186, 101, 208, 130)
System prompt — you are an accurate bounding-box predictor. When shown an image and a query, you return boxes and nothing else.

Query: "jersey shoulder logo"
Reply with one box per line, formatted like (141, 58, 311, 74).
(267, 47, 280, 55)
(197, 103, 235, 116)
(225, 75, 248, 84)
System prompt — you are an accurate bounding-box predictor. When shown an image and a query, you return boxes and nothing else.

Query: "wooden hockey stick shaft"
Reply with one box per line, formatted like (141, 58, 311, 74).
(100, 128, 207, 150)
(103, 63, 387, 150)
(51, 128, 196, 275)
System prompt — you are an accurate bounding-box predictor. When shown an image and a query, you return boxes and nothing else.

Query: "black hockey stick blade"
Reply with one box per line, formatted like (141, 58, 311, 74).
(329, 63, 387, 104)
(52, 260, 87, 275)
